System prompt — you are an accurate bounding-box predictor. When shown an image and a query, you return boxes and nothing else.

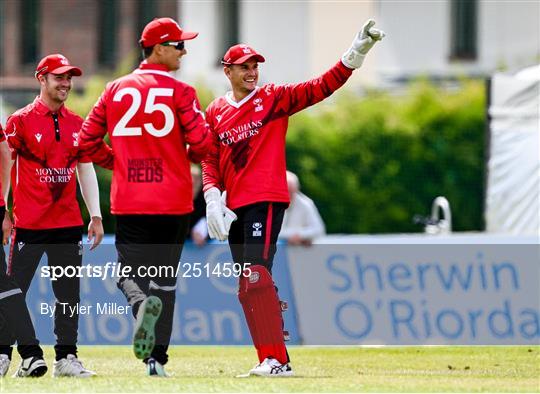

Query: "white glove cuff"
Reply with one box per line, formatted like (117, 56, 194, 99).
(204, 187, 221, 203)
(341, 48, 365, 69)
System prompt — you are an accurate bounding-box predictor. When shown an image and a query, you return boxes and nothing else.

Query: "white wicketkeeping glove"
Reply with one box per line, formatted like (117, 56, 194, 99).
(342, 19, 385, 69)
(205, 187, 227, 241)
(221, 191, 237, 233)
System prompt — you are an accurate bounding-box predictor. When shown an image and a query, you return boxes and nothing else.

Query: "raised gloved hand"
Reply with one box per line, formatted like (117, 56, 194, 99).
(342, 19, 385, 69)
(221, 191, 237, 233)
(205, 187, 227, 241)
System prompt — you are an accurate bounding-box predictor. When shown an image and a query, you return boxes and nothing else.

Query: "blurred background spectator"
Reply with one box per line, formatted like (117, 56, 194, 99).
(279, 171, 325, 246)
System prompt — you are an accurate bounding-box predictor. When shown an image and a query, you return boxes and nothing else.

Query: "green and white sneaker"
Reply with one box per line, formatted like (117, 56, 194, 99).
(147, 357, 168, 377)
(133, 296, 162, 359)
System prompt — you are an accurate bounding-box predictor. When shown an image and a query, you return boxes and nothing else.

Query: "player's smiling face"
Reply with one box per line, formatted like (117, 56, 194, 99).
(225, 59, 259, 100)
(40, 73, 72, 104)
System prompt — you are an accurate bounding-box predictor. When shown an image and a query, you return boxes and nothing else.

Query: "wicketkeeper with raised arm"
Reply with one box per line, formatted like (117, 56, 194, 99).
(202, 20, 384, 377)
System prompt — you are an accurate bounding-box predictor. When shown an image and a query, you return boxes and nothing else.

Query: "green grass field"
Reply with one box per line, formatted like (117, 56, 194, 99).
(0, 346, 538, 392)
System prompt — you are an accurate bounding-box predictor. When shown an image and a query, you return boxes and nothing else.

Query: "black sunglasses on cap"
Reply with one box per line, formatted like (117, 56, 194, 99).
(161, 41, 185, 51)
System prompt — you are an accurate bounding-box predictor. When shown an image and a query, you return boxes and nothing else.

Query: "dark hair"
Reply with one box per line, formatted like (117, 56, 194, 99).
(141, 44, 155, 59)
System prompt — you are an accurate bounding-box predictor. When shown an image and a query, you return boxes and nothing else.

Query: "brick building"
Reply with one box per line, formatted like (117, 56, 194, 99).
(0, 0, 177, 109)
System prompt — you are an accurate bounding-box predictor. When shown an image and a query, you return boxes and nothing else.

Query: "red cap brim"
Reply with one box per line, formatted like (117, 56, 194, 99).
(180, 31, 199, 40)
(50, 65, 82, 76)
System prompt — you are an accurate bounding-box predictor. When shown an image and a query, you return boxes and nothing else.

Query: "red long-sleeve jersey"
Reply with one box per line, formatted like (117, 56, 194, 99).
(0, 125, 6, 208)
(79, 62, 213, 215)
(202, 60, 353, 209)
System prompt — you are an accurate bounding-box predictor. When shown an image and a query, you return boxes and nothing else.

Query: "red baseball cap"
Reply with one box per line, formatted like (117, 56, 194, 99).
(221, 44, 265, 65)
(139, 17, 198, 47)
(35, 54, 82, 79)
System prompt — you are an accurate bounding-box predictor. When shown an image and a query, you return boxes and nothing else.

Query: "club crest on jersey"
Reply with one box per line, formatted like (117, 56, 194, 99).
(248, 271, 260, 284)
(252, 222, 263, 237)
(253, 98, 263, 112)
(216, 115, 222, 125)
(72, 132, 79, 146)
(35, 133, 42, 143)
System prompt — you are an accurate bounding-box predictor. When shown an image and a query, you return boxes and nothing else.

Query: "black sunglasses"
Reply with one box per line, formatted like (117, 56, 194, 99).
(161, 41, 185, 51)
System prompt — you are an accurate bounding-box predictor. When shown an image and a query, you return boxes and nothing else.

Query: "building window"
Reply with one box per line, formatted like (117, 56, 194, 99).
(21, 0, 39, 65)
(98, 0, 118, 67)
(137, 0, 157, 41)
(451, 0, 477, 60)
(218, 0, 239, 63)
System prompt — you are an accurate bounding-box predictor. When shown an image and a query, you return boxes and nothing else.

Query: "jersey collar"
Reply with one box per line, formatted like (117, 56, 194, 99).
(134, 61, 176, 79)
(225, 86, 259, 109)
(32, 96, 68, 117)
(137, 61, 171, 73)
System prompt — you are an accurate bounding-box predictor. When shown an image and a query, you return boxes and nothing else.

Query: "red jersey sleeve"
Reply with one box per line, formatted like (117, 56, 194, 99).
(176, 85, 212, 163)
(201, 103, 222, 192)
(4, 115, 25, 159)
(67, 114, 91, 164)
(78, 88, 114, 169)
(273, 60, 353, 116)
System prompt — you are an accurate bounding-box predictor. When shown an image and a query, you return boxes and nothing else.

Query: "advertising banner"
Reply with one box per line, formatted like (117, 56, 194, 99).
(22, 240, 299, 345)
(287, 236, 539, 345)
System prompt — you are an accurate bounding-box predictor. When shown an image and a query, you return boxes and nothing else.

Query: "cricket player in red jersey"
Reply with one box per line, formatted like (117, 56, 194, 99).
(0, 125, 47, 378)
(2, 54, 103, 377)
(202, 20, 385, 376)
(78, 17, 212, 376)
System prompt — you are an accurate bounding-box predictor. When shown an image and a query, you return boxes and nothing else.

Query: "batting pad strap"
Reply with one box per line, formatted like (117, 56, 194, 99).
(0, 288, 23, 301)
(283, 330, 290, 341)
(149, 280, 177, 292)
(238, 266, 288, 364)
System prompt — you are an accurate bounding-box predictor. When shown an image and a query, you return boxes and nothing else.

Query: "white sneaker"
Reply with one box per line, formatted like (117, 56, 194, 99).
(53, 354, 95, 378)
(146, 357, 168, 377)
(0, 354, 10, 377)
(12, 356, 47, 377)
(249, 357, 293, 377)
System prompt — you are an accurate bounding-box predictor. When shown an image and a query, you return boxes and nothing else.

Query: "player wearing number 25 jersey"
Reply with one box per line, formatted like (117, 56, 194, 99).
(78, 18, 212, 376)
(79, 40, 211, 214)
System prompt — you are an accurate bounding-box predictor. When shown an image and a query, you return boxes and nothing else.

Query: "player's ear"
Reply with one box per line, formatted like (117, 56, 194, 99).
(152, 44, 164, 58)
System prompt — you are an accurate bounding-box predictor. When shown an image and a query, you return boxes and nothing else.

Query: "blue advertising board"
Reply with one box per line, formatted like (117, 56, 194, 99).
(20, 238, 299, 345)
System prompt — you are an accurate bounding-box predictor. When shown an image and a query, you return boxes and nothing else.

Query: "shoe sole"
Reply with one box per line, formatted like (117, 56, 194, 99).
(133, 296, 162, 360)
(52, 372, 96, 378)
(237, 371, 294, 378)
(250, 371, 294, 377)
(29, 365, 48, 377)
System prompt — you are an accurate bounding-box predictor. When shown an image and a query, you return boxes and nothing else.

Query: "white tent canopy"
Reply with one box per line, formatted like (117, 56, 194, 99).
(486, 65, 540, 235)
